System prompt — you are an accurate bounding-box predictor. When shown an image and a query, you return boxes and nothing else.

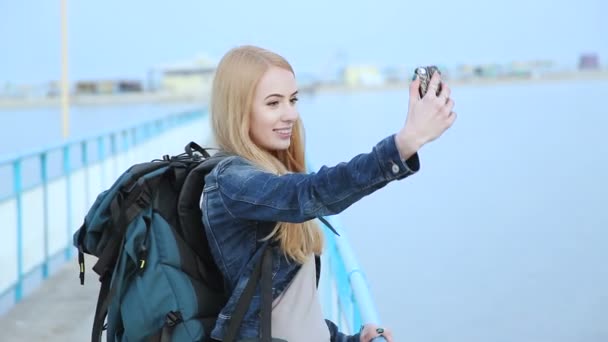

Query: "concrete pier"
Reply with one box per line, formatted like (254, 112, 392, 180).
(0, 255, 100, 341)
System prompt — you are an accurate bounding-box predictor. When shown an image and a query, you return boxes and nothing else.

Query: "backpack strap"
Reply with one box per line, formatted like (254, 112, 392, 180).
(91, 273, 112, 342)
(76, 223, 87, 285)
(92, 181, 152, 279)
(318, 216, 340, 237)
(223, 244, 273, 342)
(147, 243, 273, 342)
(259, 247, 272, 342)
(89, 179, 157, 342)
(184, 141, 213, 158)
(90, 196, 132, 342)
(91, 232, 147, 342)
(178, 153, 231, 266)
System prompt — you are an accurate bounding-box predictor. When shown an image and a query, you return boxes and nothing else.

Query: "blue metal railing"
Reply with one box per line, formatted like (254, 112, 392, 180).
(308, 158, 387, 340)
(320, 216, 387, 341)
(0, 109, 205, 312)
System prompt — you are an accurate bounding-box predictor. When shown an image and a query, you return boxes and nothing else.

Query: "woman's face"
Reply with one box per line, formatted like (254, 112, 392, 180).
(250, 66, 299, 152)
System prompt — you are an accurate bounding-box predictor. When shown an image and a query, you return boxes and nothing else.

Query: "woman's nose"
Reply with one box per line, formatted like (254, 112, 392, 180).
(281, 103, 298, 121)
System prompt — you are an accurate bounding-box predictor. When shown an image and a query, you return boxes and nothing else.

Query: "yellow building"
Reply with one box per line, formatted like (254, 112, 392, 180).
(342, 65, 384, 87)
(159, 56, 217, 94)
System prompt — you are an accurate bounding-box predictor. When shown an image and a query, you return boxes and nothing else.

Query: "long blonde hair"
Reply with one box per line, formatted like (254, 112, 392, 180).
(210, 45, 324, 264)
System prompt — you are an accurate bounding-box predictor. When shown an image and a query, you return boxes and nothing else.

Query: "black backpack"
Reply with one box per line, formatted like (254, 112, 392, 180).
(73, 142, 275, 342)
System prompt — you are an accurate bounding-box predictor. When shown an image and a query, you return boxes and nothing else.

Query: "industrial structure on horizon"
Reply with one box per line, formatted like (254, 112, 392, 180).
(0, 53, 603, 100)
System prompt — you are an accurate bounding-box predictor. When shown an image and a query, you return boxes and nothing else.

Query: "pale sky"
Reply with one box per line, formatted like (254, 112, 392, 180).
(1, 0, 606, 84)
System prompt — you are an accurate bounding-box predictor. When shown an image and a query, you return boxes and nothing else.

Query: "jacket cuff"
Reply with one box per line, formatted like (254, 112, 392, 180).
(373, 134, 420, 181)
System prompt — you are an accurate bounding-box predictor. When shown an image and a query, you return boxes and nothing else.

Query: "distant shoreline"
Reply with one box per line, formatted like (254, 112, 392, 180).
(0, 91, 211, 110)
(1, 70, 607, 109)
(304, 70, 608, 94)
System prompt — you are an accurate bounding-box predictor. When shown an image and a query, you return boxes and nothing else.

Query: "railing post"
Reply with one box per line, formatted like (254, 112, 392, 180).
(98, 136, 106, 188)
(130, 128, 137, 164)
(13, 159, 23, 302)
(110, 133, 118, 178)
(41, 153, 49, 278)
(63, 145, 72, 260)
(131, 127, 137, 147)
(81, 140, 89, 209)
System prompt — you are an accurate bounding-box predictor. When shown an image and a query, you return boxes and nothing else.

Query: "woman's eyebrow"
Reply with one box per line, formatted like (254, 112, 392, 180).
(264, 90, 298, 100)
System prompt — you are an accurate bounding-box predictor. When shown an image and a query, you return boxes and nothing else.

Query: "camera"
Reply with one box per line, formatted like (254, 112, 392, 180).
(413, 66, 442, 98)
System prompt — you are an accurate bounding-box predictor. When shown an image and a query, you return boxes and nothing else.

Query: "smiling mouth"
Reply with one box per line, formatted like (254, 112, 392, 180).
(273, 128, 292, 133)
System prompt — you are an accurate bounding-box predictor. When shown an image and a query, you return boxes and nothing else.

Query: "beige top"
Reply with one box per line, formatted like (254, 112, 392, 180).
(271, 255, 331, 342)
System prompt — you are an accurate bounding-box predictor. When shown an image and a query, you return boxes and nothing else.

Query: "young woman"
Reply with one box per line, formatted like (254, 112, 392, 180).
(201, 45, 456, 342)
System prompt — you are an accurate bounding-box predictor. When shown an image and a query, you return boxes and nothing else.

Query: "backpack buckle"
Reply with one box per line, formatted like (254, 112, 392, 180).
(166, 311, 183, 327)
(135, 197, 148, 208)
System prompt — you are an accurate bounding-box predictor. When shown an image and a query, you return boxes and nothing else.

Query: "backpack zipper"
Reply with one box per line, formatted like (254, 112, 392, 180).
(137, 215, 152, 275)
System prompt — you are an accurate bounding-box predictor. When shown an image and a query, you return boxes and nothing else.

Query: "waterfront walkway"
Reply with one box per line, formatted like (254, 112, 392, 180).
(0, 255, 99, 341)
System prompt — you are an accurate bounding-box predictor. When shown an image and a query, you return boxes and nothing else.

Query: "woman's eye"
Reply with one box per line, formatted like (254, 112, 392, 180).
(267, 101, 279, 107)
(290, 97, 299, 104)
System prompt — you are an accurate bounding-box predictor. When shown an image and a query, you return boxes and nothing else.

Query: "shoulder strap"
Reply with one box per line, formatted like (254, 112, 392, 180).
(318, 216, 340, 236)
(259, 248, 272, 342)
(178, 153, 230, 257)
(92, 174, 156, 279)
(223, 245, 273, 342)
(91, 274, 112, 342)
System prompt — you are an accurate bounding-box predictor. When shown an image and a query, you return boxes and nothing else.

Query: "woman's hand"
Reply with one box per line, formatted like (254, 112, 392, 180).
(395, 71, 456, 160)
(359, 324, 394, 342)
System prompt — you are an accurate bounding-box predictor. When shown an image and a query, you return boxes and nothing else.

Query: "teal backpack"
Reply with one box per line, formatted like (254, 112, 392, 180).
(73, 142, 274, 342)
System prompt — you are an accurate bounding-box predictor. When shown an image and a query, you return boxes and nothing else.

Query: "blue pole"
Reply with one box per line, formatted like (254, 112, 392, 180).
(81, 141, 89, 209)
(110, 133, 118, 178)
(132, 127, 137, 147)
(122, 130, 129, 152)
(110, 133, 117, 155)
(13, 159, 23, 302)
(40, 153, 49, 278)
(64, 145, 72, 260)
(98, 136, 105, 187)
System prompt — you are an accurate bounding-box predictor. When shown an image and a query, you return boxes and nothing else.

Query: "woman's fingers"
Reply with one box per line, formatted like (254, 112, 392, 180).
(409, 76, 421, 101)
(424, 71, 442, 99)
(438, 82, 451, 104)
(360, 324, 395, 342)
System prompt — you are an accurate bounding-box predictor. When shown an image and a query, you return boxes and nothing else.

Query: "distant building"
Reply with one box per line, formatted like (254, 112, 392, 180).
(342, 65, 384, 86)
(382, 67, 409, 84)
(454, 64, 476, 80)
(75, 80, 142, 95)
(508, 61, 532, 77)
(156, 56, 217, 94)
(474, 64, 503, 78)
(46, 81, 61, 97)
(579, 53, 599, 70)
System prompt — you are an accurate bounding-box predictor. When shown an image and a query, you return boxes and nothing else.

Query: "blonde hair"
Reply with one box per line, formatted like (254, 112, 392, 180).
(210, 45, 324, 264)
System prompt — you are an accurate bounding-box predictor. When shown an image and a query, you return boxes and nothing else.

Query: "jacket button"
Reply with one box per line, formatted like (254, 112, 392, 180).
(391, 163, 400, 174)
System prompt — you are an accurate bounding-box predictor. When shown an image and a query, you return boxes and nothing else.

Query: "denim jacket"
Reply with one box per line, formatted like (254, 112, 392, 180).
(200, 134, 420, 341)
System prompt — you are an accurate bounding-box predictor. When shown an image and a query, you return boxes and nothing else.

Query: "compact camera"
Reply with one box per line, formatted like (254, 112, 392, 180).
(413, 66, 442, 98)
